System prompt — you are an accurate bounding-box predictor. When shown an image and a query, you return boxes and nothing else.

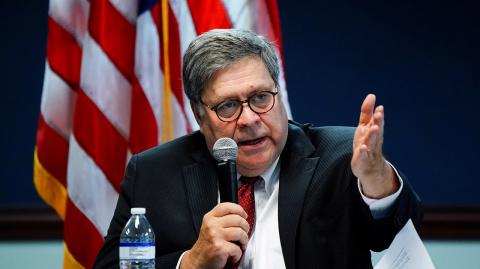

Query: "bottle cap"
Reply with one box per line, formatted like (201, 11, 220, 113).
(131, 207, 146, 215)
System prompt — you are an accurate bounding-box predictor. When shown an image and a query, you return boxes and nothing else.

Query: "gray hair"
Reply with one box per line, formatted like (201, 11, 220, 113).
(182, 29, 280, 104)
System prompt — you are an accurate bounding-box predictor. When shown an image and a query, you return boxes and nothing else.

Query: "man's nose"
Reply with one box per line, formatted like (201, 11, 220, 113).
(236, 103, 260, 126)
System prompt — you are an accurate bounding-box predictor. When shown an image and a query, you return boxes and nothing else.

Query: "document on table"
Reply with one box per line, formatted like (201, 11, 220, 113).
(374, 219, 435, 269)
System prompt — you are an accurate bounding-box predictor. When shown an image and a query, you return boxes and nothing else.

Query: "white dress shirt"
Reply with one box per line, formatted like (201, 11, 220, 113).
(176, 158, 404, 269)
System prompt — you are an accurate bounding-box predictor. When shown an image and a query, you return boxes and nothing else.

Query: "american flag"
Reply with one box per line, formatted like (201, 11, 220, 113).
(34, 0, 291, 268)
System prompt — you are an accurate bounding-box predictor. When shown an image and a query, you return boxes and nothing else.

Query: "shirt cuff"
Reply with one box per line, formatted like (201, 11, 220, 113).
(175, 251, 188, 269)
(357, 161, 404, 219)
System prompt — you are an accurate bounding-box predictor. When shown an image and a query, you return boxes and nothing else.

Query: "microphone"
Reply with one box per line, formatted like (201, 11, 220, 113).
(212, 137, 238, 203)
(213, 138, 241, 269)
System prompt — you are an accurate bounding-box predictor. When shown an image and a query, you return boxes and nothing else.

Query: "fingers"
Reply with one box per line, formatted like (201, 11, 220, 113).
(352, 94, 390, 185)
(363, 105, 384, 150)
(210, 202, 248, 219)
(355, 94, 385, 151)
(373, 105, 385, 148)
(221, 214, 250, 233)
(223, 227, 249, 247)
(189, 203, 249, 268)
(354, 123, 379, 153)
(358, 94, 376, 125)
(353, 109, 385, 172)
(224, 241, 244, 263)
(204, 203, 250, 235)
(362, 126, 379, 152)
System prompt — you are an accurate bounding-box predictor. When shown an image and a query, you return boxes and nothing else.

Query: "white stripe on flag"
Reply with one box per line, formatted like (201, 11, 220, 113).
(49, 0, 89, 46)
(109, 0, 139, 25)
(170, 93, 189, 138)
(67, 134, 119, 237)
(80, 33, 132, 139)
(277, 58, 292, 119)
(169, 0, 199, 130)
(222, 0, 255, 30)
(252, 0, 275, 41)
(41, 62, 76, 140)
(169, 0, 197, 54)
(135, 12, 165, 141)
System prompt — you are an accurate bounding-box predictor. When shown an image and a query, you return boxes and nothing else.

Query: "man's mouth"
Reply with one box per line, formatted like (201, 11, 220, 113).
(238, 137, 265, 146)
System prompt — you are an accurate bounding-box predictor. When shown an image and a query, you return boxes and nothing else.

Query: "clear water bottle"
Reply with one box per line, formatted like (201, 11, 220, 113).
(120, 208, 155, 269)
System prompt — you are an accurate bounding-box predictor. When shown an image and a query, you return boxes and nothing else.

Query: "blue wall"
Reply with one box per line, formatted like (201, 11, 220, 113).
(277, 0, 479, 204)
(0, 0, 478, 206)
(0, 0, 47, 206)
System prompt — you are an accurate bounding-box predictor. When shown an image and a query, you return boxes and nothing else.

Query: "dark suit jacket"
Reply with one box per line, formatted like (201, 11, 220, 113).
(94, 121, 422, 269)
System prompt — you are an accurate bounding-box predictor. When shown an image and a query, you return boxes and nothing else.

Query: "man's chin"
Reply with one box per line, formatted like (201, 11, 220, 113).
(237, 158, 271, 177)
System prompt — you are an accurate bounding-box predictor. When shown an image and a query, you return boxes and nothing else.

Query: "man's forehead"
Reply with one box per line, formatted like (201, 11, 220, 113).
(202, 58, 274, 100)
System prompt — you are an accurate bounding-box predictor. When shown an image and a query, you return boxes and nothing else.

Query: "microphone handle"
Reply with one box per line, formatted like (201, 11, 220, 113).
(217, 160, 238, 203)
(218, 160, 240, 268)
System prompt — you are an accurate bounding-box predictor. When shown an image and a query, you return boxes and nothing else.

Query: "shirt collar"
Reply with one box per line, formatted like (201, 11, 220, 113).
(238, 157, 280, 196)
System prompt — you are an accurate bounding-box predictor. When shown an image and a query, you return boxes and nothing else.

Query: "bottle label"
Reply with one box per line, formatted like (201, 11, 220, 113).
(119, 242, 155, 260)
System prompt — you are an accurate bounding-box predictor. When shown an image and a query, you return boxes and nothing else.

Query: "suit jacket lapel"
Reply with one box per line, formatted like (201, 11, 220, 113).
(182, 147, 218, 235)
(279, 123, 319, 269)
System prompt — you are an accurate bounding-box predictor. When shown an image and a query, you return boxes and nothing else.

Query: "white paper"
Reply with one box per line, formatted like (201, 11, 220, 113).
(374, 219, 435, 269)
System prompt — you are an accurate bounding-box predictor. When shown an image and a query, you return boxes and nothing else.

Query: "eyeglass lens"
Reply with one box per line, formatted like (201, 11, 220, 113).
(215, 91, 276, 121)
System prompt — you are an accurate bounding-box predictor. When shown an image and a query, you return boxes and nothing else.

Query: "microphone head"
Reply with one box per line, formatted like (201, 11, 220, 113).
(212, 137, 238, 162)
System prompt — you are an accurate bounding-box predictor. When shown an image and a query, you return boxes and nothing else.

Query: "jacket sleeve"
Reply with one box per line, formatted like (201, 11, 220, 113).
(358, 170, 423, 252)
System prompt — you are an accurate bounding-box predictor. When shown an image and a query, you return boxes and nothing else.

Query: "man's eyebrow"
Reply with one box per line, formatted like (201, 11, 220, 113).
(213, 84, 274, 101)
(216, 91, 264, 102)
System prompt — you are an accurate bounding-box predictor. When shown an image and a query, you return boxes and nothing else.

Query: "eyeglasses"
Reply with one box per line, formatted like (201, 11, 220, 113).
(201, 90, 279, 122)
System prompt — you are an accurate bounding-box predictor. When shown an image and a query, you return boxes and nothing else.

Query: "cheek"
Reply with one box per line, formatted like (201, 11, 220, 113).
(267, 109, 288, 140)
(200, 120, 235, 146)
(198, 121, 216, 149)
(267, 111, 288, 152)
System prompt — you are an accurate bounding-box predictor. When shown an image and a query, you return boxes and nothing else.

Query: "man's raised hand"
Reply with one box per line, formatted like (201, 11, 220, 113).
(351, 94, 399, 198)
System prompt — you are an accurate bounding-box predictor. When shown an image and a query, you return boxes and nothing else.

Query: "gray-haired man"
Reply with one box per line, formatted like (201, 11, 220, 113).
(95, 29, 422, 269)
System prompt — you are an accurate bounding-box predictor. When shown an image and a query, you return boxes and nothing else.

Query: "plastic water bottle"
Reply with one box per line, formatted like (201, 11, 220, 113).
(120, 208, 155, 269)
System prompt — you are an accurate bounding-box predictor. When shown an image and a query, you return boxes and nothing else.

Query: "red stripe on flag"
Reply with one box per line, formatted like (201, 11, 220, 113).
(73, 91, 128, 191)
(64, 198, 104, 269)
(263, 0, 285, 66)
(88, 0, 136, 82)
(36, 114, 69, 187)
(47, 17, 82, 90)
(129, 78, 158, 154)
(186, 0, 232, 34)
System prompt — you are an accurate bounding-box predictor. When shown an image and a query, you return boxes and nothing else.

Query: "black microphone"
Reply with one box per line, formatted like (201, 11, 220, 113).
(212, 137, 238, 203)
(213, 138, 241, 269)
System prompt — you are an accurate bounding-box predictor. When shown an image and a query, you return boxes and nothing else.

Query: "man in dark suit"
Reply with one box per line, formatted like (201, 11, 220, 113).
(94, 29, 422, 269)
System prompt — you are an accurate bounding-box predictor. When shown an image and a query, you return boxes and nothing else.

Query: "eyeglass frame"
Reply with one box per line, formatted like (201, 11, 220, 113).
(200, 88, 279, 122)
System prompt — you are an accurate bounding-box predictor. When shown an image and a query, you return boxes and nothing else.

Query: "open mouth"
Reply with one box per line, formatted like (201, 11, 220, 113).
(238, 137, 265, 146)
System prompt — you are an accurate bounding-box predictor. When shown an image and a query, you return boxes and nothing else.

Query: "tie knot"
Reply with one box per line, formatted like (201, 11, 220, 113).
(240, 176, 260, 185)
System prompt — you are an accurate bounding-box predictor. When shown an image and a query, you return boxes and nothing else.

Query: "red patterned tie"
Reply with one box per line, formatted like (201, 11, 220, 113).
(238, 176, 260, 237)
(230, 176, 259, 269)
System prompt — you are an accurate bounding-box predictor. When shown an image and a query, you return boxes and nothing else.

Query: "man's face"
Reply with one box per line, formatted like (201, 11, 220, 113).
(194, 57, 288, 177)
